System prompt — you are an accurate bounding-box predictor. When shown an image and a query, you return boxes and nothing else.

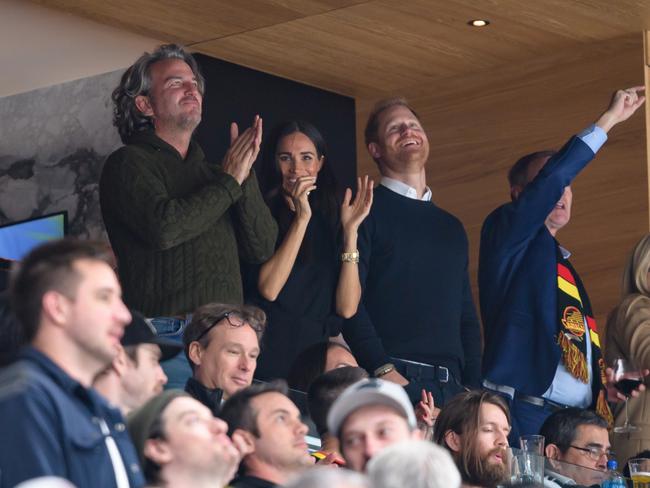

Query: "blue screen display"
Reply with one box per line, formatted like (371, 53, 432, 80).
(0, 212, 67, 261)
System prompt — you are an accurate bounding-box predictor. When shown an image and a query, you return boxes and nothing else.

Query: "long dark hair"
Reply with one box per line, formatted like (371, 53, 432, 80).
(287, 341, 354, 392)
(261, 121, 339, 243)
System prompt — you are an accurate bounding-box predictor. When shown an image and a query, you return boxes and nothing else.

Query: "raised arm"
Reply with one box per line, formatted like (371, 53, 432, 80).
(336, 175, 373, 318)
(257, 176, 317, 301)
(230, 116, 279, 262)
(484, 86, 646, 255)
(342, 216, 409, 386)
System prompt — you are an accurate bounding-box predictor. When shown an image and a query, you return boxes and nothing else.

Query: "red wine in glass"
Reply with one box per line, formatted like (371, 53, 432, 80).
(615, 378, 643, 397)
(612, 358, 642, 434)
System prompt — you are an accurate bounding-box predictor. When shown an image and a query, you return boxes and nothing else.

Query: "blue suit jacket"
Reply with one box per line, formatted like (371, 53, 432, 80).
(479, 136, 597, 396)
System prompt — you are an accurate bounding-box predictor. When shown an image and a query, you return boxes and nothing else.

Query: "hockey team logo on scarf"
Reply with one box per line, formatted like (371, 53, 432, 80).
(556, 253, 613, 426)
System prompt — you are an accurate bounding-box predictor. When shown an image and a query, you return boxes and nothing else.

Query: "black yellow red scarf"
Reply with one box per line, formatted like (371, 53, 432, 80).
(556, 249, 613, 425)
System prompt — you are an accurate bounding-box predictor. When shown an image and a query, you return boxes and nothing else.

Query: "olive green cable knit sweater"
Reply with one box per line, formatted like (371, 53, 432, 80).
(100, 131, 278, 317)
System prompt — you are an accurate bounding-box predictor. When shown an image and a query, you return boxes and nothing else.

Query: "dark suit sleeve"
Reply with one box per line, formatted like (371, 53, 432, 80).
(232, 170, 279, 264)
(479, 137, 596, 335)
(342, 215, 390, 372)
(487, 136, 595, 252)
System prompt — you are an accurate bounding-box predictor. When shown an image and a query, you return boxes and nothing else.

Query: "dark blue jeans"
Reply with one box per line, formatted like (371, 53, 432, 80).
(150, 316, 192, 390)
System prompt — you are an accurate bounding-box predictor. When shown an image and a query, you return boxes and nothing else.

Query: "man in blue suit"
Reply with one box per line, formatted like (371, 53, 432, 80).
(479, 86, 645, 439)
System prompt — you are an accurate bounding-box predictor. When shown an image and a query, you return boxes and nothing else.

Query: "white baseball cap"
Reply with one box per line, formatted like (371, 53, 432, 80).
(327, 378, 416, 437)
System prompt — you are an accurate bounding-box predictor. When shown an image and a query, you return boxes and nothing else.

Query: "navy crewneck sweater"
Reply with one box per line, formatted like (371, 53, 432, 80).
(343, 185, 481, 387)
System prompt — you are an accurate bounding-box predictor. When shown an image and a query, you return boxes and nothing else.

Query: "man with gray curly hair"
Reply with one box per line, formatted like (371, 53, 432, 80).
(100, 44, 277, 387)
(284, 467, 370, 488)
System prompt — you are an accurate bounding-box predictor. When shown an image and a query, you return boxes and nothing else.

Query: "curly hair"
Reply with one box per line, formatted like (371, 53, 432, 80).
(112, 44, 205, 143)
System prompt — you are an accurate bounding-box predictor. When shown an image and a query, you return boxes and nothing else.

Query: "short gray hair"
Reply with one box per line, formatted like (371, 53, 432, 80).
(284, 467, 370, 488)
(112, 44, 205, 143)
(367, 440, 461, 488)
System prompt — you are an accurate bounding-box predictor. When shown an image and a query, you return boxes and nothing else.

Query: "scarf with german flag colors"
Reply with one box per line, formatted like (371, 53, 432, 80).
(556, 248, 613, 425)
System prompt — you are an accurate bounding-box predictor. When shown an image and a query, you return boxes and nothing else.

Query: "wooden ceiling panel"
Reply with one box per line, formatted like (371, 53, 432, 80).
(193, 0, 650, 97)
(32, 0, 368, 44)
(452, 0, 650, 40)
(31, 0, 650, 97)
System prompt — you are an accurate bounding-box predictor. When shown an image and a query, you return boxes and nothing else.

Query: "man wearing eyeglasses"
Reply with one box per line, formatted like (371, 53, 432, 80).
(540, 407, 610, 487)
(182, 302, 266, 415)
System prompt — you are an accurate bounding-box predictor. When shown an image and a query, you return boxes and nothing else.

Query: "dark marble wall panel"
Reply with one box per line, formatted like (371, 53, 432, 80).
(0, 70, 123, 239)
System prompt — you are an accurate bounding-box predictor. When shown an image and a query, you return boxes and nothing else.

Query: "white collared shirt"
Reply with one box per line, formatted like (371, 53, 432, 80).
(380, 176, 432, 201)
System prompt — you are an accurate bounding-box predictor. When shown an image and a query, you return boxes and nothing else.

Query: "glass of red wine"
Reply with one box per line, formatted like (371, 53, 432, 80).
(612, 358, 642, 434)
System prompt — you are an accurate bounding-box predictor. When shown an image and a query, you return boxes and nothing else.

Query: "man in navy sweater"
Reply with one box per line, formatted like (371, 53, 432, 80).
(343, 98, 482, 406)
(479, 87, 645, 439)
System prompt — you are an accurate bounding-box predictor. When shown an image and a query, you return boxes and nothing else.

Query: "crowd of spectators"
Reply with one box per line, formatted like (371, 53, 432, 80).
(0, 42, 649, 488)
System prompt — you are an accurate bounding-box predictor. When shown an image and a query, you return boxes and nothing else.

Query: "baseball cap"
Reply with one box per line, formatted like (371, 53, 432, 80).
(122, 310, 183, 361)
(327, 378, 416, 437)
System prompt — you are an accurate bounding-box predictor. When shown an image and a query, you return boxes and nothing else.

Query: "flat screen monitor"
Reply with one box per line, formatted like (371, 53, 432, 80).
(0, 211, 68, 262)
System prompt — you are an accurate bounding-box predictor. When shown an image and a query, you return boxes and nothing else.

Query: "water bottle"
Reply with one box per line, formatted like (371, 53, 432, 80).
(602, 460, 626, 487)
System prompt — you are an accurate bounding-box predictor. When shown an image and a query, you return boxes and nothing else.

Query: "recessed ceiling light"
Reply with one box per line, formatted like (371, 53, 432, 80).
(468, 19, 490, 27)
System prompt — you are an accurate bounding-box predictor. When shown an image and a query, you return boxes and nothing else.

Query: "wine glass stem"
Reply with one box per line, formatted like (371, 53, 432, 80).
(625, 398, 630, 427)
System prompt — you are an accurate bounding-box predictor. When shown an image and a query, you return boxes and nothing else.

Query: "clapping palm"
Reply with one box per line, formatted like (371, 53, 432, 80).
(341, 175, 374, 234)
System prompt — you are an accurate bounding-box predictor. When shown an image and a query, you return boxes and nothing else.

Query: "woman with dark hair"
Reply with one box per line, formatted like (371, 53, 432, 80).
(287, 341, 359, 392)
(248, 120, 372, 380)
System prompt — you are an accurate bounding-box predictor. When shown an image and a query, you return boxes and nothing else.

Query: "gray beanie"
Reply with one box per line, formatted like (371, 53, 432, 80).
(127, 389, 190, 467)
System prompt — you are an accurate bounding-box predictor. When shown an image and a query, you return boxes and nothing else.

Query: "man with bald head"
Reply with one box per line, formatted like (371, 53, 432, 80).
(479, 87, 645, 439)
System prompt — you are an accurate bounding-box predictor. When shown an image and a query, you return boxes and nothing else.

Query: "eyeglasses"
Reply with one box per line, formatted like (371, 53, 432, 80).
(194, 312, 260, 342)
(568, 445, 614, 460)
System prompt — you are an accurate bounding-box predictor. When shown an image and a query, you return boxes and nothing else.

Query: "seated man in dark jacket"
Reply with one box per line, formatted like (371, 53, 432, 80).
(541, 408, 610, 487)
(0, 239, 143, 487)
(183, 302, 266, 414)
(220, 381, 313, 487)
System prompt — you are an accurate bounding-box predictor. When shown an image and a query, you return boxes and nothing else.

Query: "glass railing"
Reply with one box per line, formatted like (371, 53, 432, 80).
(499, 447, 617, 487)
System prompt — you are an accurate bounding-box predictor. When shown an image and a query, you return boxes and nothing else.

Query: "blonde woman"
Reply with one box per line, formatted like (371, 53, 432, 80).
(606, 234, 650, 463)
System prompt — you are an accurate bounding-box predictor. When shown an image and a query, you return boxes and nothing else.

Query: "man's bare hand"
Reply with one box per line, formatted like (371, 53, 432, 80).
(222, 115, 263, 185)
(596, 86, 645, 133)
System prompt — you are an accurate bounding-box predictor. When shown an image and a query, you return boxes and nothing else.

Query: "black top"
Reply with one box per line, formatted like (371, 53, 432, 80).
(230, 475, 277, 488)
(245, 195, 340, 381)
(184, 376, 223, 416)
(343, 185, 482, 386)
